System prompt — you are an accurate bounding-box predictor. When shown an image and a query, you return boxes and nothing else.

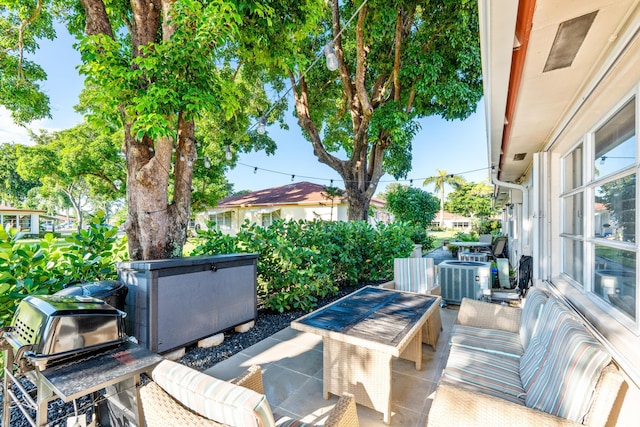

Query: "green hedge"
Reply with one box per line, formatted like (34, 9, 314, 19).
(190, 219, 433, 312)
(0, 211, 127, 328)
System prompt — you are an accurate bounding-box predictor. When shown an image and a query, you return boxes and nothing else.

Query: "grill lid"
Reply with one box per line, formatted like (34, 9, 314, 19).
(4, 295, 128, 371)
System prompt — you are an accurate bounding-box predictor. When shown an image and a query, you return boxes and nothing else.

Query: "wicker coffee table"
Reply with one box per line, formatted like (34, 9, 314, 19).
(291, 286, 440, 424)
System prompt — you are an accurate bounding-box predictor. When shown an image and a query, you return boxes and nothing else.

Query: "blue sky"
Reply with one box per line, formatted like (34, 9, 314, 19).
(2, 23, 490, 196)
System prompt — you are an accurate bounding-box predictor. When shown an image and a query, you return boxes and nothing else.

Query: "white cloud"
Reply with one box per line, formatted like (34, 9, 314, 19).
(0, 107, 66, 146)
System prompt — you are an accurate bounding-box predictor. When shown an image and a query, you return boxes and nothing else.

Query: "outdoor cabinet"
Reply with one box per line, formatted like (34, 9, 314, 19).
(117, 253, 259, 353)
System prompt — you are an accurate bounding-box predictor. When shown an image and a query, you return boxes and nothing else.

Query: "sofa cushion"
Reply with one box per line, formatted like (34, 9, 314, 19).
(525, 315, 611, 422)
(152, 360, 275, 427)
(441, 345, 525, 405)
(450, 324, 523, 359)
(519, 298, 573, 391)
(518, 287, 548, 349)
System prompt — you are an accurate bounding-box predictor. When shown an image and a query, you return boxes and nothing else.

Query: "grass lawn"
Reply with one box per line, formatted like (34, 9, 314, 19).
(428, 230, 457, 249)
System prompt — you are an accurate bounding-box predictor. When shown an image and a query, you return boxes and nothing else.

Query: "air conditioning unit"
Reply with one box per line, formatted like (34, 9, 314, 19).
(438, 260, 491, 305)
(458, 252, 488, 262)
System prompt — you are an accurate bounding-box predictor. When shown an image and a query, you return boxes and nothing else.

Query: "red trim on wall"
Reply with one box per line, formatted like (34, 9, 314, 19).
(499, 0, 537, 177)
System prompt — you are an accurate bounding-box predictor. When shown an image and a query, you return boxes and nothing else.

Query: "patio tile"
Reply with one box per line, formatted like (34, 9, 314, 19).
(200, 303, 456, 426)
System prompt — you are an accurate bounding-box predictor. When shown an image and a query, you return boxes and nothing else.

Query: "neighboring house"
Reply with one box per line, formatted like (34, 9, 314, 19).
(197, 181, 389, 235)
(0, 206, 45, 234)
(430, 211, 473, 231)
(480, 0, 640, 420)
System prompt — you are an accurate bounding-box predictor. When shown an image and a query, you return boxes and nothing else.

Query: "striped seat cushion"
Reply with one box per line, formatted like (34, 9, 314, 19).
(524, 312, 611, 422)
(441, 345, 526, 405)
(519, 298, 574, 391)
(152, 360, 275, 427)
(450, 324, 523, 359)
(394, 258, 435, 293)
(518, 287, 548, 350)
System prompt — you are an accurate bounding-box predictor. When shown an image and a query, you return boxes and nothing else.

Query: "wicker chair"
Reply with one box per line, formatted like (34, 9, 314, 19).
(139, 360, 359, 427)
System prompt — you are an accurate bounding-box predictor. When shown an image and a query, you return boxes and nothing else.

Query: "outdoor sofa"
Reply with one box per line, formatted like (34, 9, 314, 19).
(139, 359, 359, 426)
(427, 287, 624, 427)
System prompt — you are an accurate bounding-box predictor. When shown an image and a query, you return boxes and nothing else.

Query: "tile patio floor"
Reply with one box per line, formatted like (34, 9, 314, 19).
(204, 306, 458, 426)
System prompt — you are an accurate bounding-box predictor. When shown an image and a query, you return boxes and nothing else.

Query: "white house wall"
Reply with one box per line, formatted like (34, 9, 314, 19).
(527, 13, 640, 415)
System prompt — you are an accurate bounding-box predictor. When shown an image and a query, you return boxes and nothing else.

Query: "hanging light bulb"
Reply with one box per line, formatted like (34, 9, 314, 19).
(257, 117, 266, 135)
(254, 167, 258, 174)
(324, 43, 339, 71)
(600, 156, 606, 165)
(187, 158, 194, 167)
(204, 156, 211, 168)
(180, 152, 185, 162)
(291, 174, 295, 182)
(225, 145, 232, 161)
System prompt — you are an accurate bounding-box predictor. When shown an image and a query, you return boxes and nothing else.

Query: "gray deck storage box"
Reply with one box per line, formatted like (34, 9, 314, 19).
(117, 253, 258, 353)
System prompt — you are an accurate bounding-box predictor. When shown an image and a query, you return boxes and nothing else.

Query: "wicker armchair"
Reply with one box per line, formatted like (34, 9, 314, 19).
(139, 361, 359, 427)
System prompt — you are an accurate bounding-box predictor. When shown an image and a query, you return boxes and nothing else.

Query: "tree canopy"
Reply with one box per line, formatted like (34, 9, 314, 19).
(1, 0, 482, 260)
(423, 169, 466, 226)
(382, 183, 439, 228)
(288, 0, 483, 220)
(0, 143, 41, 205)
(445, 181, 496, 219)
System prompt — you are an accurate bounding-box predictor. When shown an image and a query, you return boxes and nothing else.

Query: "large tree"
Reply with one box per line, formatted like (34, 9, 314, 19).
(445, 181, 497, 219)
(288, 0, 482, 220)
(3, 0, 322, 260)
(16, 125, 126, 229)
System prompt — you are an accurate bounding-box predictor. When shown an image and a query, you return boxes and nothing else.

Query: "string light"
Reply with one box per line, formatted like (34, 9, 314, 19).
(187, 158, 194, 167)
(291, 174, 295, 181)
(179, 152, 185, 162)
(324, 44, 339, 71)
(204, 157, 211, 168)
(225, 145, 232, 161)
(257, 117, 267, 135)
(254, 167, 258, 173)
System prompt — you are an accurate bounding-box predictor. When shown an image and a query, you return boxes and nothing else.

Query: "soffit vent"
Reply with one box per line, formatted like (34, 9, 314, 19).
(513, 153, 527, 161)
(543, 11, 598, 73)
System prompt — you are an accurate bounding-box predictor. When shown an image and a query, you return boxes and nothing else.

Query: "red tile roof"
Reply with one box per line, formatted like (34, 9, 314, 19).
(217, 182, 344, 207)
(216, 181, 385, 208)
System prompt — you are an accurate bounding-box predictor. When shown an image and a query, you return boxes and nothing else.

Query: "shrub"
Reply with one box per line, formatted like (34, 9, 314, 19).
(190, 219, 418, 312)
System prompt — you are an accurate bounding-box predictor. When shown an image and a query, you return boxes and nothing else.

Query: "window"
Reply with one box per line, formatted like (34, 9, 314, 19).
(209, 211, 233, 232)
(594, 99, 636, 178)
(560, 96, 638, 324)
(564, 143, 583, 191)
(19, 215, 31, 231)
(261, 210, 281, 227)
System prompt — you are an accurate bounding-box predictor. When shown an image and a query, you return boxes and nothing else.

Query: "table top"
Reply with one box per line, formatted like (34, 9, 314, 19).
(291, 286, 438, 355)
(448, 241, 491, 247)
(39, 341, 163, 401)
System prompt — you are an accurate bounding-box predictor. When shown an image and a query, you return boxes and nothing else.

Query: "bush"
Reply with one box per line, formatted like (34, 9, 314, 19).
(0, 211, 127, 328)
(190, 220, 418, 312)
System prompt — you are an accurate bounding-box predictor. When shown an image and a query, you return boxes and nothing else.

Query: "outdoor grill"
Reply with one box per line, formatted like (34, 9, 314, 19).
(1, 294, 128, 374)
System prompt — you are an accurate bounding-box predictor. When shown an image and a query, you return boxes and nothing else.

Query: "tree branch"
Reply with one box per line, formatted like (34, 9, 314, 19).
(354, 4, 373, 117)
(289, 70, 345, 175)
(16, 0, 44, 80)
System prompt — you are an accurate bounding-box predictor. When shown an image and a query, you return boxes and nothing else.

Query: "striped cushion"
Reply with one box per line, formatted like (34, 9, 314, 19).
(394, 258, 435, 293)
(525, 317, 611, 422)
(442, 345, 525, 404)
(152, 360, 275, 427)
(519, 298, 573, 391)
(450, 324, 523, 359)
(518, 287, 548, 350)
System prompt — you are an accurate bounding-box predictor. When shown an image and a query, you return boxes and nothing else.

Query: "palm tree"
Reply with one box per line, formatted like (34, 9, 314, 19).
(423, 170, 466, 227)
